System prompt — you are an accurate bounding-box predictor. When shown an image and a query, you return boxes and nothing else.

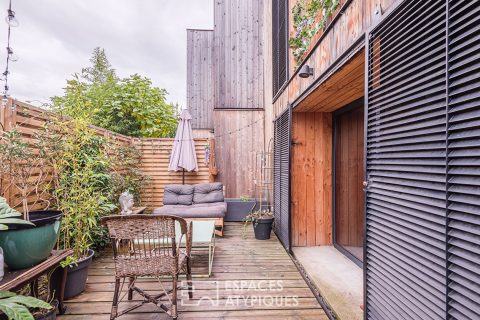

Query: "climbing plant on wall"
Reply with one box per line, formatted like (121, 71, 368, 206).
(289, 0, 340, 65)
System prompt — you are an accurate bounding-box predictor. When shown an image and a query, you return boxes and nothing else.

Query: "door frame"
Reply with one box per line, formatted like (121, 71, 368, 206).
(332, 97, 365, 268)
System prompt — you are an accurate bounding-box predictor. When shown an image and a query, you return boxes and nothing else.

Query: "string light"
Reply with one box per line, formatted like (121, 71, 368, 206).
(214, 117, 265, 139)
(1, 0, 18, 106)
(5, 4, 18, 27)
(168, 116, 265, 142)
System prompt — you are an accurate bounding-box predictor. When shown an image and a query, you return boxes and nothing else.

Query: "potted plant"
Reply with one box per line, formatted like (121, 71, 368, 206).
(243, 209, 274, 240)
(225, 195, 256, 222)
(43, 118, 116, 299)
(0, 128, 62, 270)
(0, 291, 53, 320)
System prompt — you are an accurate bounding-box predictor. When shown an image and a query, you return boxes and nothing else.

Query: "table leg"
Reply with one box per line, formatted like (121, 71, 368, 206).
(208, 243, 212, 276)
(58, 267, 68, 314)
(208, 235, 216, 277)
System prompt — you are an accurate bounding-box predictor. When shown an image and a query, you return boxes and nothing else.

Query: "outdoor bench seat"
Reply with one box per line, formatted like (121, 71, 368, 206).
(153, 203, 226, 218)
(153, 182, 226, 235)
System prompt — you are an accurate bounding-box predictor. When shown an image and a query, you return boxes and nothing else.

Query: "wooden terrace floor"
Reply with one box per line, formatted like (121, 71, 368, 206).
(58, 223, 326, 319)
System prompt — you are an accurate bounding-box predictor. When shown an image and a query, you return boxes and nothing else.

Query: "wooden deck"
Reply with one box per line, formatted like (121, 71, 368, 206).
(58, 223, 326, 319)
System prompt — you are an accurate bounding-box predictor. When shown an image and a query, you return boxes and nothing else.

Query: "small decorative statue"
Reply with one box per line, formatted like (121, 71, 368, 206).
(119, 192, 134, 215)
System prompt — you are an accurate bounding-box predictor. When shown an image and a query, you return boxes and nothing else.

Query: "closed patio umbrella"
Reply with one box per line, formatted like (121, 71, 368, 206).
(168, 109, 198, 184)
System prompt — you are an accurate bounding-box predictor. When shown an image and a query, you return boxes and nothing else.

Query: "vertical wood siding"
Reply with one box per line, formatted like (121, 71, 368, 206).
(207, 0, 267, 198)
(187, 30, 214, 129)
(214, 0, 265, 109)
(334, 106, 364, 249)
(213, 110, 264, 198)
(290, 112, 332, 246)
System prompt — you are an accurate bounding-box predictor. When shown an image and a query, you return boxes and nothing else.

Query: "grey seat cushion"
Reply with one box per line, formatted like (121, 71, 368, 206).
(153, 203, 226, 218)
(193, 183, 224, 204)
(163, 184, 194, 205)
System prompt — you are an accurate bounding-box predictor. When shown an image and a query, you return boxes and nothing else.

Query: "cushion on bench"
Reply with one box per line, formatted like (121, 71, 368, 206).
(163, 184, 194, 205)
(153, 203, 226, 218)
(193, 182, 224, 204)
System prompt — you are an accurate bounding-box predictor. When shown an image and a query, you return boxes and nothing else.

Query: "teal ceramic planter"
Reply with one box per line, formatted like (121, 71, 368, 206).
(0, 211, 62, 270)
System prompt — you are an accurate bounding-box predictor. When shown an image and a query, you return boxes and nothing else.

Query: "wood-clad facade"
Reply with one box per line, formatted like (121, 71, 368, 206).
(187, 0, 268, 197)
(268, 0, 403, 255)
(268, 0, 480, 319)
(189, 2, 480, 317)
(213, 0, 265, 110)
(267, 0, 401, 128)
(187, 30, 214, 129)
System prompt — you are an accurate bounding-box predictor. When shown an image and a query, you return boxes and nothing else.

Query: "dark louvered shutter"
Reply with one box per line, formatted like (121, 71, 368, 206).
(272, 0, 288, 97)
(447, 1, 480, 318)
(274, 107, 291, 250)
(365, 0, 448, 319)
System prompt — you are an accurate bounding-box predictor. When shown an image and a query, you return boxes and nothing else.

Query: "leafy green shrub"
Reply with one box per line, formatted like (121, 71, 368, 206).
(290, 0, 340, 65)
(52, 47, 178, 138)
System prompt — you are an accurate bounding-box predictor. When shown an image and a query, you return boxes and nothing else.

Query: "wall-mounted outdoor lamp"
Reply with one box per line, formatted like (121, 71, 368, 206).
(298, 64, 314, 78)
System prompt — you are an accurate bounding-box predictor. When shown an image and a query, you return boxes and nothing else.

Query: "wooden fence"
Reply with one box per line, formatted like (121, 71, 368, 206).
(0, 100, 212, 212)
(137, 138, 212, 208)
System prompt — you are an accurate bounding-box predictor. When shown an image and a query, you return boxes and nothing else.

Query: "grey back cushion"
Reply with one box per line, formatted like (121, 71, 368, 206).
(193, 183, 224, 204)
(163, 184, 194, 205)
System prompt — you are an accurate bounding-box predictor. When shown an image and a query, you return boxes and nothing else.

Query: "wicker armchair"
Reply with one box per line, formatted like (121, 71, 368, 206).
(101, 214, 193, 320)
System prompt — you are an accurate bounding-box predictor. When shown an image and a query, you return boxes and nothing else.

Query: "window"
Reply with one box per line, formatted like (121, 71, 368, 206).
(272, 0, 288, 98)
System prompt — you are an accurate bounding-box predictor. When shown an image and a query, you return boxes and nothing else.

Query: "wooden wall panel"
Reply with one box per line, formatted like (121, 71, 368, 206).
(263, 0, 273, 135)
(269, 0, 403, 123)
(213, 110, 264, 198)
(291, 112, 332, 246)
(187, 30, 214, 129)
(334, 106, 364, 248)
(214, 0, 265, 109)
(138, 138, 211, 208)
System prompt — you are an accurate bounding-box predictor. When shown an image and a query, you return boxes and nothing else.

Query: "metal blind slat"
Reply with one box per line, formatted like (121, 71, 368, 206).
(447, 1, 480, 317)
(273, 108, 290, 250)
(366, 0, 447, 318)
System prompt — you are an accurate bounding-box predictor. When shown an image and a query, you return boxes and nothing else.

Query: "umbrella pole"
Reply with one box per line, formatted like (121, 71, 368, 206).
(182, 168, 185, 185)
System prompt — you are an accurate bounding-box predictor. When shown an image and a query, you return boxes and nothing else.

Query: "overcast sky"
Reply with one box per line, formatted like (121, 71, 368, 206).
(1, 0, 213, 107)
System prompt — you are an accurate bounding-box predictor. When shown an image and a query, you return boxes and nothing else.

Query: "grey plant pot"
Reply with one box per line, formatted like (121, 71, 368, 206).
(51, 249, 94, 300)
(225, 199, 256, 221)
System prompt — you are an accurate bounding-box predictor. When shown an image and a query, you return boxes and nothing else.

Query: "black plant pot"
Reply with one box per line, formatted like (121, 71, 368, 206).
(34, 300, 58, 320)
(51, 249, 94, 300)
(252, 218, 274, 240)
